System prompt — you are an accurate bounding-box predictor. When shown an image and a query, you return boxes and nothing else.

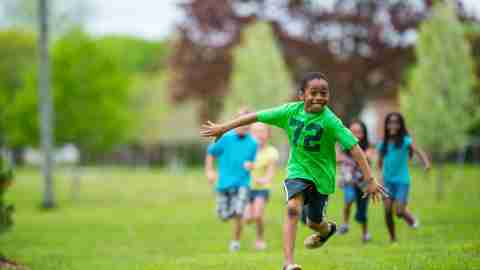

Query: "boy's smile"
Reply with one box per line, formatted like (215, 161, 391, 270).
(301, 79, 330, 113)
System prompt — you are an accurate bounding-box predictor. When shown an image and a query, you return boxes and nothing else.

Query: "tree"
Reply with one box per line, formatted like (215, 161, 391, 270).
(169, 0, 440, 122)
(464, 23, 480, 137)
(224, 23, 292, 116)
(400, 2, 480, 198)
(5, 30, 135, 156)
(96, 36, 171, 74)
(0, 154, 13, 234)
(0, 30, 36, 146)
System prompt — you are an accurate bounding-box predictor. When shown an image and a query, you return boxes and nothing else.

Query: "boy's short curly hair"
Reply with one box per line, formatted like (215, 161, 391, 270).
(298, 72, 329, 94)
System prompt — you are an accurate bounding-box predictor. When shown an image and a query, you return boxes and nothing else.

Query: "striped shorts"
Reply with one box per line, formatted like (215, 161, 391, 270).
(216, 186, 249, 221)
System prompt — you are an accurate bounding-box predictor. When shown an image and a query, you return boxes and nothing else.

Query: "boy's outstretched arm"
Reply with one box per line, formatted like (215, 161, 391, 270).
(350, 144, 388, 203)
(200, 112, 258, 139)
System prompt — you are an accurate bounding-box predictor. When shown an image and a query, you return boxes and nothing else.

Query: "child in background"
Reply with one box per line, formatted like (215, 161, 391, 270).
(337, 120, 374, 242)
(204, 109, 258, 252)
(201, 72, 386, 270)
(378, 112, 431, 243)
(243, 123, 279, 250)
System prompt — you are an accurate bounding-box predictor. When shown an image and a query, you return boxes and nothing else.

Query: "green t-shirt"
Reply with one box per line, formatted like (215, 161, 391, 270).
(257, 102, 358, 194)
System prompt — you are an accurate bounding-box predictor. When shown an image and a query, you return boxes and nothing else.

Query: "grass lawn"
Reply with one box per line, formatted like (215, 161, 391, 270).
(0, 165, 479, 270)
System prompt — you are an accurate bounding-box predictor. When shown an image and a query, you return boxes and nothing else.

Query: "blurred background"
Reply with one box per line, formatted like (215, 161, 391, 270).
(1, 0, 480, 169)
(0, 1, 480, 269)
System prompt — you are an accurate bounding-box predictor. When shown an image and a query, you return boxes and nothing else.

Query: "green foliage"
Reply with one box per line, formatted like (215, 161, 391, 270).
(0, 166, 479, 269)
(225, 23, 293, 117)
(4, 29, 135, 154)
(0, 28, 176, 154)
(464, 23, 480, 136)
(0, 155, 13, 235)
(96, 36, 171, 74)
(222, 23, 292, 144)
(0, 30, 36, 145)
(400, 2, 479, 155)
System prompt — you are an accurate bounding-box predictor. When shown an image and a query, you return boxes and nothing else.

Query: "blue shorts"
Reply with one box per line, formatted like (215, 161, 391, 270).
(384, 182, 410, 204)
(342, 184, 369, 224)
(343, 185, 357, 204)
(249, 189, 270, 203)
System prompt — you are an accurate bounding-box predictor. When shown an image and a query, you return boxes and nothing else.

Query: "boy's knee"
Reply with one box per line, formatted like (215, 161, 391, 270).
(286, 202, 301, 219)
(396, 208, 405, 218)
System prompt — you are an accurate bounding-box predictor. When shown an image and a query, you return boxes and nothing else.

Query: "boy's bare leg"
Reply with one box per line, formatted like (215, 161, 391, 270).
(233, 215, 243, 241)
(284, 194, 304, 266)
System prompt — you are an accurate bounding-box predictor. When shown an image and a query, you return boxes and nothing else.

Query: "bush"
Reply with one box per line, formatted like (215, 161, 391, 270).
(0, 158, 13, 234)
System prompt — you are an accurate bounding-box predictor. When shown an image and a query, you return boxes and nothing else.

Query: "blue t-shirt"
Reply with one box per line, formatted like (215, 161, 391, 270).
(378, 136, 412, 184)
(207, 130, 257, 191)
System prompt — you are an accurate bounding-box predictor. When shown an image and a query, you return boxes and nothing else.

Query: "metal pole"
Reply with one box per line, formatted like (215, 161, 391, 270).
(38, 0, 55, 208)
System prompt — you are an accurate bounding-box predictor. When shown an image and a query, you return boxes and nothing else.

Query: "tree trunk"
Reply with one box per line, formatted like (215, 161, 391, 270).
(38, 0, 55, 209)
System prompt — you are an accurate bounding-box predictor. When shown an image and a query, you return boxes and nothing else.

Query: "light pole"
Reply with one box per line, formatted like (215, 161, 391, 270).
(38, 0, 55, 208)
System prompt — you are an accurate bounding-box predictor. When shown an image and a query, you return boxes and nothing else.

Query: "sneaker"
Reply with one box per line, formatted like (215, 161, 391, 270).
(362, 233, 372, 243)
(255, 240, 267, 251)
(304, 222, 337, 249)
(410, 219, 420, 229)
(338, 224, 349, 235)
(283, 264, 302, 270)
(229, 240, 240, 252)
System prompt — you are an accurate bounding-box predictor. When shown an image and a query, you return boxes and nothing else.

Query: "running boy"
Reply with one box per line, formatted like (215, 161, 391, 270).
(201, 72, 386, 270)
(378, 112, 431, 243)
(204, 109, 258, 252)
(243, 122, 279, 250)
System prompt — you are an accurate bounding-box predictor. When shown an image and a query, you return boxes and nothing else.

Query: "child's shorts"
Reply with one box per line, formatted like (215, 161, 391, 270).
(216, 186, 249, 221)
(249, 189, 270, 203)
(384, 181, 410, 204)
(343, 184, 357, 204)
(283, 178, 328, 224)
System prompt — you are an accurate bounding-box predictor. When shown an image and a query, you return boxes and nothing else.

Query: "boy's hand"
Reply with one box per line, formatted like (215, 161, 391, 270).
(361, 178, 388, 203)
(200, 121, 226, 140)
(206, 170, 218, 186)
(244, 161, 255, 171)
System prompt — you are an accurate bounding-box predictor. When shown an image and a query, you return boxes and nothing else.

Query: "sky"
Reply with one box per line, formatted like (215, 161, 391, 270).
(85, 0, 182, 40)
(86, 0, 480, 40)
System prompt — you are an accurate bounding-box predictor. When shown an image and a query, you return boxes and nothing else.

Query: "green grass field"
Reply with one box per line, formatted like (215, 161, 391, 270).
(0, 166, 479, 270)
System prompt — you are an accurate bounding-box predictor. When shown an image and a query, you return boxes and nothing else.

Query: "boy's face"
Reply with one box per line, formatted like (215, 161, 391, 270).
(301, 78, 329, 113)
